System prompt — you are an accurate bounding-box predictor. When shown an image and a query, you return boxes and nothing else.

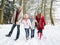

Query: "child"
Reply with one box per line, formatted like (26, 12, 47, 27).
(22, 14, 32, 40)
(36, 13, 46, 40)
(30, 15, 36, 38)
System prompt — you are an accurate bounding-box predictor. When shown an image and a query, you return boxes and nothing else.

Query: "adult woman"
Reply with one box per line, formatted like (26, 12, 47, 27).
(6, 6, 23, 41)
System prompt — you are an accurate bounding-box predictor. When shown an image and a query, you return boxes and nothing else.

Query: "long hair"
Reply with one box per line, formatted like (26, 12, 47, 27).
(37, 13, 41, 18)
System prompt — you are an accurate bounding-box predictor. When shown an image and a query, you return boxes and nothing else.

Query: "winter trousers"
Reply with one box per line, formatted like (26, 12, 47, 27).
(38, 29, 42, 40)
(25, 28, 29, 39)
(8, 24, 20, 40)
(31, 29, 35, 38)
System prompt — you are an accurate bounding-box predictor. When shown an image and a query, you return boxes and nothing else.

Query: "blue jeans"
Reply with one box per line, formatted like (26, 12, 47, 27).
(25, 28, 29, 39)
(8, 24, 20, 39)
(31, 29, 35, 38)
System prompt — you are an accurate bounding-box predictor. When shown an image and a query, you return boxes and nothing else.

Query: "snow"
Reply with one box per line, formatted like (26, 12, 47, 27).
(0, 24, 60, 45)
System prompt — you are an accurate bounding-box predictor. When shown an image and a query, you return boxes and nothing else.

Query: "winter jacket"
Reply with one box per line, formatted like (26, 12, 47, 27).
(22, 19, 32, 29)
(11, 9, 23, 25)
(36, 15, 46, 30)
(30, 19, 36, 29)
(39, 16, 46, 30)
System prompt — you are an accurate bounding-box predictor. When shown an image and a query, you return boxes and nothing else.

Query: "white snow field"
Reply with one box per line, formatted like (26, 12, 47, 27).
(0, 24, 60, 45)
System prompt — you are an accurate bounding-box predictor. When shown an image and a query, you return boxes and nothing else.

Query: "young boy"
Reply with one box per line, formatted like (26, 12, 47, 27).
(30, 15, 36, 38)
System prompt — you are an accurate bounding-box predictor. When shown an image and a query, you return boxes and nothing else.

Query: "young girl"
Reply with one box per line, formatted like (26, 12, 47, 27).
(36, 13, 46, 40)
(22, 14, 32, 40)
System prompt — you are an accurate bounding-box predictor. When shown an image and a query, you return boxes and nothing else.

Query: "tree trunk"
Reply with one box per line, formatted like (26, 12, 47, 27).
(41, 0, 44, 13)
(44, 0, 47, 19)
(0, 10, 3, 24)
(50, 0, 54, 25)
(23, 0, 27, 14)
(13, 0, 15, 12)
(19, 0, 22, 5)
(0, 0, 5, 24)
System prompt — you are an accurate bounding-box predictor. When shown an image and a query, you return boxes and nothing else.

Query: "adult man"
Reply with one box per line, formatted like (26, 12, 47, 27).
(6, 6, 23, 41)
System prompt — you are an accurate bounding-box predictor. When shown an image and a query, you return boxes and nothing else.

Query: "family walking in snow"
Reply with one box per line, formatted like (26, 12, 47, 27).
(5, 5, 46, 41)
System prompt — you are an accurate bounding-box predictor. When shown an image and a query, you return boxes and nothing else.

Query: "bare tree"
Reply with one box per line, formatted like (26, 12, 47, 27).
(13, 0, 15, 12)
(50, 0, 54, 25)
(0, 0, 5, 24)
(44, 0, 47, 19)
(41, 0, 44, 12)
(23, 0, 27, 14)
(19, 0, 22, 5)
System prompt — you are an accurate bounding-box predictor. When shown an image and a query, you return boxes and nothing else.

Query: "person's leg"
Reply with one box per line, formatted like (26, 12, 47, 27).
(6, 24, 16, 37)
(15, 25, 20, 40)
(40, 32, 42, 40)
(37, 30, 40, 37)
(39, 29, 42, 40)
(31, 29, 35, 38)
(25, 28, 29, 40)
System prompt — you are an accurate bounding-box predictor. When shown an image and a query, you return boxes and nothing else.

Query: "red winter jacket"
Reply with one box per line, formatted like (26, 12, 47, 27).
(36, 15, 46, 30)
(39, 16, 46, 29)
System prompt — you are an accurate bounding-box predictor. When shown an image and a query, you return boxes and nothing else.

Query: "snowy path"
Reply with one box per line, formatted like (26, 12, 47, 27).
(0, 24, 60, 45)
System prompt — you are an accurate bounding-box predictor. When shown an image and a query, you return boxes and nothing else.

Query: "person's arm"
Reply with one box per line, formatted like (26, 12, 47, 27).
(16, 9, 23, 24)
(29, 19, 32, 29)
(43, 16, 46, 26)
(35, 16, 39, 27)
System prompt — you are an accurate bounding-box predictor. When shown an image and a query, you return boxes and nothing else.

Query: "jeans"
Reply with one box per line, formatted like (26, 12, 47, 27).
(8, 24, 20, 39)
(31, 29, 35, 38)
(25, 28, 29, 39)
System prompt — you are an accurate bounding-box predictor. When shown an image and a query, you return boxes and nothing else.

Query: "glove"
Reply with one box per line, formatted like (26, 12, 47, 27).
(29, 26, 31, 29)
(44, 24, 46, 26)
(16, 22, 20, 25)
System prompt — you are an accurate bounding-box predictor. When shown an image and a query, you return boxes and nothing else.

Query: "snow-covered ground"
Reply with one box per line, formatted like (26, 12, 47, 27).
(0, 24, 60, 45)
